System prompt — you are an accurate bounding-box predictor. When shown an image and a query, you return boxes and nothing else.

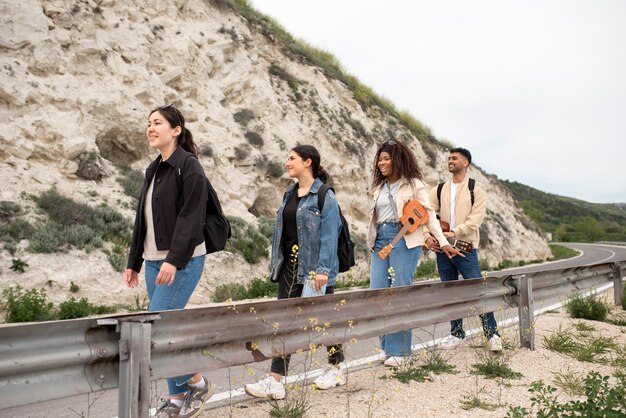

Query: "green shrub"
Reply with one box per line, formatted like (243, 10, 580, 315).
(244, 131, 264, 147)
(200, 144, 214, 158)
(58, 297, 93, 320)
(2, 286, 54, 323)
(234, 144, 250, 160)
(566, 292, 610, 321)
(65, 224, 102, 250)
(69, 281, 80, 293)
(414, 259, 437, 280)
(34, 188, 131, 244)
(108, 253, 126, 272)
(258, 216, 275, 240)
(10, 258, 28, 273)
(0, 218, 35, 243)
(212, 283, 247, 302)
(233, 109, 255, 126)
(0, 201, 21, 221)
(518, 372, 626, 416)
(548, 244, 579, 261)
(246, 278, 277, 299)
(268, 63, 302, 100)
(30, 222, 103, 253)
(266, 162, 283, 178)
(58, 297, 115, 319)
(29, 222, 64, 253)
(116, 166, 144, 201)
(225, 216, 269, 263)
(4, 241, 17, 255)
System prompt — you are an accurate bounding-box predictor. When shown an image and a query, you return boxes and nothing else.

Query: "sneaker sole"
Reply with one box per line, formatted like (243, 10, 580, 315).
(178, 383, 217, 418)
(244, 385, 286, 400)
(314, 379, 346, 390)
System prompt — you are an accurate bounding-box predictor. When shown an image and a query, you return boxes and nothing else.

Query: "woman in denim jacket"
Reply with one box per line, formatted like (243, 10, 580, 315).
(368, 139, 462, 367)
(245, 145, 346, 399)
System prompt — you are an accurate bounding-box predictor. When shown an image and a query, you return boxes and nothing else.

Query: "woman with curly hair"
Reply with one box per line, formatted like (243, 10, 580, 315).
(367, 139, 462, 367)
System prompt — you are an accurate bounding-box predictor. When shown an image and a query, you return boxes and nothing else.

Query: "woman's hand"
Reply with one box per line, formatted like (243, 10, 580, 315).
(124, 269, 139, 288)
(425, 236, 441, 252)
(156, 262, 177, 286)
(314, 273, 328, 292)
(441, 245, 465, 259)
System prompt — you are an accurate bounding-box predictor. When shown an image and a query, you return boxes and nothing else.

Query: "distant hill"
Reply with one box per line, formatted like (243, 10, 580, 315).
(503, 181, 626, 242)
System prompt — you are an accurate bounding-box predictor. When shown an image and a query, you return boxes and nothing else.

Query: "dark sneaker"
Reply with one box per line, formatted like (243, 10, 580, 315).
(178, 377, 216, 418)
(155, 398, 181, 418)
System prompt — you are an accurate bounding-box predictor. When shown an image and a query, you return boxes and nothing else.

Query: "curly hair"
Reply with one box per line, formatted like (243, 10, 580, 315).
(371, 139, 423, 188)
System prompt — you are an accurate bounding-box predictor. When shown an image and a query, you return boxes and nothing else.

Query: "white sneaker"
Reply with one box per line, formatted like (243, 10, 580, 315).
(383, 356, 408, 367)
(488, 335, 503, 352)
(244, 375, 286, 400)
(437, 335, 463, 350)
(313, 366, 346, 390)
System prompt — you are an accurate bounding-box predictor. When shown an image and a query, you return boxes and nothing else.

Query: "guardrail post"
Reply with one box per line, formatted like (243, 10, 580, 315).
(516, 275, 535, 350)
(118, 321, 152, 418)
(612, 263, 624, 306)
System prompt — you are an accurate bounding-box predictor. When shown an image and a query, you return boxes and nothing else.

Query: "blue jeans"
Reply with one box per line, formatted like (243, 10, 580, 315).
(436, 250, 499, 339)
(145, 255, 205, 396)
(370, 223, 422, 357)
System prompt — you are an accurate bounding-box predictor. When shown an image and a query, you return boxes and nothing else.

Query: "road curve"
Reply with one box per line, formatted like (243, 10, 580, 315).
(488, 242, 626, 277)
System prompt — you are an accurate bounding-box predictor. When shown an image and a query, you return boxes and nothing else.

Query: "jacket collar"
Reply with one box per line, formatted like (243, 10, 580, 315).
(287, 177, 324, 195)
(155, 146, 187, 168)
(448, 174, 469, 187)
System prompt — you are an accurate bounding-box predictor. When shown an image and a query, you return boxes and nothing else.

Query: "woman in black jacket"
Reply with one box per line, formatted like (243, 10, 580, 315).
(124, 104, 214, 418)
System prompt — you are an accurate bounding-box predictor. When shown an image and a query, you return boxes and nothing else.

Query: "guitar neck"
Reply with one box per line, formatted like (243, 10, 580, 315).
(386, 222, 413, 248)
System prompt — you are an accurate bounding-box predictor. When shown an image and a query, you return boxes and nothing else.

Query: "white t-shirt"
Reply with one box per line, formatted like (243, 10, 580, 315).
(376, 180, 401, 223)
(449, 181, 461, 230)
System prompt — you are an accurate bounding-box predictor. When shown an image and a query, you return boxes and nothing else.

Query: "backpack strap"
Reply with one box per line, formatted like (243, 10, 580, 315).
(317, 184, 334, 211)
(468, 178, 475, 207)
(437, 182, 445, 204)
(438, 180, 476, 207)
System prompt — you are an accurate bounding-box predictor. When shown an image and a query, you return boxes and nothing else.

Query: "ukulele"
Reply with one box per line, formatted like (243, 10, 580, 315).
(378, 200, 429, 260)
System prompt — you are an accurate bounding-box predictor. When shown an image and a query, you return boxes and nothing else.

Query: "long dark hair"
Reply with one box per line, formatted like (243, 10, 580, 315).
(150, 104, 198, 155)
(372, 139, 423, 188)
(292, 145, 329, 184)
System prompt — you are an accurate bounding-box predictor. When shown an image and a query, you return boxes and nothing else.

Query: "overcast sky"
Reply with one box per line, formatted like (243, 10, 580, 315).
(251, 0, 626, 203)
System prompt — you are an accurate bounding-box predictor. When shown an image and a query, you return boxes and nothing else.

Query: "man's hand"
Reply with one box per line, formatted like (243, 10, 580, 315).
(425, 236, 442, 252)
(441, 245, 465, 259)
(443, 230, 456, 239)
(156, 262, 177, 286)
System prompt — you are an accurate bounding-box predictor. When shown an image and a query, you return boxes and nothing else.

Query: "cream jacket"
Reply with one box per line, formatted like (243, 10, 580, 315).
(367, 177, 448, 249)
(423, 175, 486, 249)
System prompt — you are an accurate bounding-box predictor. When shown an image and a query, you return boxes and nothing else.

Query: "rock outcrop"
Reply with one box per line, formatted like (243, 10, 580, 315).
(0, 0, 551, 308)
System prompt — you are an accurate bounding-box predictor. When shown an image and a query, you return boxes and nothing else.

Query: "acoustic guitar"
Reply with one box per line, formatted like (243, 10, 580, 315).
(378, 200, 429, 260)
(437, 219, 473, 253)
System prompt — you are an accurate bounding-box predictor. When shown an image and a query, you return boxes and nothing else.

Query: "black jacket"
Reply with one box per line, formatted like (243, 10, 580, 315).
(127, 146, 207, 272)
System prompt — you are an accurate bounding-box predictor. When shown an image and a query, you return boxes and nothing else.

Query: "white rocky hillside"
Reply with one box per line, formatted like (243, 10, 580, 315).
(0, 0, 551, 308)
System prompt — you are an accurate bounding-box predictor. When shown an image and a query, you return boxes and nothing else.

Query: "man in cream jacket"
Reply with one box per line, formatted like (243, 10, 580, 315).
(425, 147, 502, 352)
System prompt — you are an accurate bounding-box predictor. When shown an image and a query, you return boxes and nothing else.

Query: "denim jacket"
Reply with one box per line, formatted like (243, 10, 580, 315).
(269, 178, 341, 285)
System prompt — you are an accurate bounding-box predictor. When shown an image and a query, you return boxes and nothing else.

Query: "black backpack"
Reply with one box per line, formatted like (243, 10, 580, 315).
(175, 154, 231, 254)
(317, 184, 356, 273)
(437, 178, 476, 207)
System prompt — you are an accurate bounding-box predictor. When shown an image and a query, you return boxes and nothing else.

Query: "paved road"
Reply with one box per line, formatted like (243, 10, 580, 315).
(2, 243, 624, 418)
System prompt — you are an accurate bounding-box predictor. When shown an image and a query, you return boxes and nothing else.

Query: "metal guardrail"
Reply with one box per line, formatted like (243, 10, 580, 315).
(0, 260, 624, 415)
